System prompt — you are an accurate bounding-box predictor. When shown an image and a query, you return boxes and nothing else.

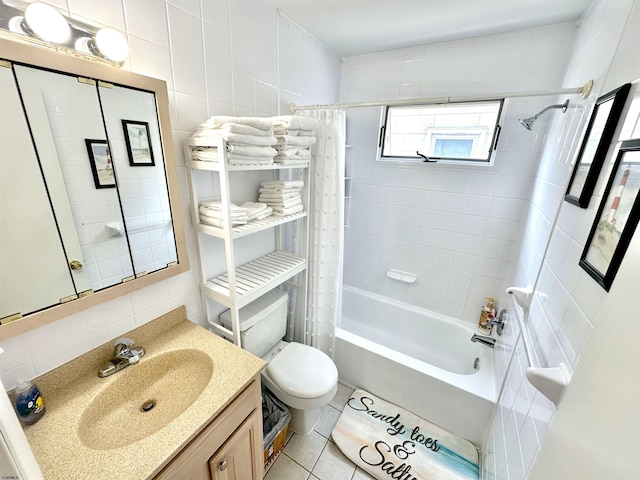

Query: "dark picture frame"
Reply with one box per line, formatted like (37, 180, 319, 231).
(565, 83, 631, 208)
(579, 138, 640, 291)
(85, 139, 115, 189)
(122, 119, 155, 166)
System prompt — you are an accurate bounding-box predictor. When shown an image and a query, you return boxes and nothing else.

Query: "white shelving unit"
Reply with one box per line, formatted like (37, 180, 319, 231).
(185, 136, 310, 346)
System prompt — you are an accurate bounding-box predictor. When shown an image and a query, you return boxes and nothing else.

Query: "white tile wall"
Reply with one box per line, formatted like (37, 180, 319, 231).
(483, 1, 637, 479)
(340, 23, 577, 324)
(0, 0, 340, 390)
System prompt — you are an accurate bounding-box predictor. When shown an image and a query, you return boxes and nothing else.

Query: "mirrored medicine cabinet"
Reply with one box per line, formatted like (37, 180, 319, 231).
(0, 36, 189, 341)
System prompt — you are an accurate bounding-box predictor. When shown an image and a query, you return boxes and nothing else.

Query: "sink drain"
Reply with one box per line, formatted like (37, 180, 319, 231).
(141, 400, 156, 412)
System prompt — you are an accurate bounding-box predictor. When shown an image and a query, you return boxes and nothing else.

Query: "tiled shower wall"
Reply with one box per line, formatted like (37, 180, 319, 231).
(0, 0, 340, 390)
(483, 0, 638, 479)
(340, 23, 578, 324)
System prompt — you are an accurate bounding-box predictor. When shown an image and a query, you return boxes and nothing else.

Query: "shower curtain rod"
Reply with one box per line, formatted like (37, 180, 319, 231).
(289, 80, 594, 112)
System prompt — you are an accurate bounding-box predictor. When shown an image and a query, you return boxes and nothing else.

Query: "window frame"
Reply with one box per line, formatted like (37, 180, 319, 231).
(376, 99, 504, 166)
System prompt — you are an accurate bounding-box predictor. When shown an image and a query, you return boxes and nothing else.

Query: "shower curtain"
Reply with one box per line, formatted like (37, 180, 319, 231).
(296, 109, 346, 355)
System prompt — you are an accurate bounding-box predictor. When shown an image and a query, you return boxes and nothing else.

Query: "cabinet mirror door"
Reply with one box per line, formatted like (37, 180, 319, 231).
(0, 65, 79, 319)
(98, 84, 178, 276)
(13, 64, 135, 293)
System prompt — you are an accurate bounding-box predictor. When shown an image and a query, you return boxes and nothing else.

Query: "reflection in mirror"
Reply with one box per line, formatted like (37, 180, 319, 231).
(0, 65, 77, 319)
(98, 84, 177, 276)
(14, 64, 135, 291)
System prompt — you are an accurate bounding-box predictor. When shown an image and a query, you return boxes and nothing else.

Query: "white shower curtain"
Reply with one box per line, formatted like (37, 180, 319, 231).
(298, 109, 346, 355)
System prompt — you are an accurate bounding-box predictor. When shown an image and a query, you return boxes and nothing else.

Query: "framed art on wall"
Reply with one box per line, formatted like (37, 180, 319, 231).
(85, 139, 115, 189)
(579, 138, 640, 291)
(565, 83, 631, 208)
(122, 119, 155, 166)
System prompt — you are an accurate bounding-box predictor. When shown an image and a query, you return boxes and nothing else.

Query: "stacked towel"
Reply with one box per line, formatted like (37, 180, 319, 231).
(198, 201, 272, 228)
(192, 116, 277, 165)
(258, 180, 304, 216)
(269, 116, 318, 165)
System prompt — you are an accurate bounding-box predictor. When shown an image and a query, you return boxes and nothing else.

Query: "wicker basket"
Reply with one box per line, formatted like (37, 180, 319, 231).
(262, 388, 291, 470)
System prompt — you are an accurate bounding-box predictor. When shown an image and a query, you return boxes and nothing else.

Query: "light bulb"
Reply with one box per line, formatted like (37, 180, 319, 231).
(23, 3, 71, 44)
(93, 28, 129, 63)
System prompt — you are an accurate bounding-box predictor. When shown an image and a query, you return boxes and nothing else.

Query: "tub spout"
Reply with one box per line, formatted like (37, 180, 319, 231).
(471, 334, 496, 349)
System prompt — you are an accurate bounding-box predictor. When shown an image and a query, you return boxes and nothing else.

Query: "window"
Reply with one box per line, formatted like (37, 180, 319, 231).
(377, 100, 504, 164)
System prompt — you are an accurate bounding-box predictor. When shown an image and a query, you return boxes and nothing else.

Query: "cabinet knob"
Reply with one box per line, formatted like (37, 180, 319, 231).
(69, 260, 83, 270)
(219, 459, 228, 471)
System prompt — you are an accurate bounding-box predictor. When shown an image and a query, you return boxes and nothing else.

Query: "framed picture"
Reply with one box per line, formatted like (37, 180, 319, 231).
(85, 139, 115, 189)
(122, 119, 155, 166)
(579, 139, 640, 291)
(565, 83, 631, 208)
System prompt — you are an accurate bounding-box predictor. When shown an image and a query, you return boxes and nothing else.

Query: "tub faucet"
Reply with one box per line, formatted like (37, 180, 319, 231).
(471, 334, 496, 349)
(98, 337, 146, 378)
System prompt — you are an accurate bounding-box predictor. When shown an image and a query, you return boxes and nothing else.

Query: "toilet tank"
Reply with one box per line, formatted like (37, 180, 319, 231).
(219, 289, 288, 358)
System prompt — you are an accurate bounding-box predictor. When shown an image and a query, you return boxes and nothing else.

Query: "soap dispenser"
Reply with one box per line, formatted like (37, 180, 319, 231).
(477, 297, 496, 334)
(15, 379, 45, 426)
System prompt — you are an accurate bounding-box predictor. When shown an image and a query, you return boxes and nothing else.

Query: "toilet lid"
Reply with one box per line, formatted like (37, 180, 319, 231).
(266, 343, 338, 399)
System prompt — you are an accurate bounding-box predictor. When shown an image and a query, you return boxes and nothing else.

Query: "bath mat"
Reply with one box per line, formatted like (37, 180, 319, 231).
(332, 390, 479, 480)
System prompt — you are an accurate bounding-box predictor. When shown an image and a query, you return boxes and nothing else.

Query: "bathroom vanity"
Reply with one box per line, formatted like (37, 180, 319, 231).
(21, 306, 266, 479)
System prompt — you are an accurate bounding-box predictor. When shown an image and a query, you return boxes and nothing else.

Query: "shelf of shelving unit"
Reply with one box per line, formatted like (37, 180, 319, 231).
(196, 211, 307, 240)
(203, 250, 306, 308)
(185, 135, 310, 348)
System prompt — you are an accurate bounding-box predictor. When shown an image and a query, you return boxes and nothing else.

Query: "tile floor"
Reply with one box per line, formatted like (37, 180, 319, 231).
(264, 382, 376, 480)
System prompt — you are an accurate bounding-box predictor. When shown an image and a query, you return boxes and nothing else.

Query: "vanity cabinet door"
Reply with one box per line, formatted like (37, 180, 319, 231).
(153, 378, 263, 480)
(208, 408, 262, 480)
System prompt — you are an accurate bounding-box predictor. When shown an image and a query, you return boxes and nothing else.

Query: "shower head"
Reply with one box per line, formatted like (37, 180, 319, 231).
(518, 99, 570, 130)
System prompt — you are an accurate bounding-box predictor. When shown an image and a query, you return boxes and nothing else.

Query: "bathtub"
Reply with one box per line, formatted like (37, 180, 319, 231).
(333, 286, 496, 445)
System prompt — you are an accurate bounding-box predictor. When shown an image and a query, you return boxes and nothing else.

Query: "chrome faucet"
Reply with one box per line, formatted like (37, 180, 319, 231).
(98, 337, 146, 378)
(471, 334, 496, 349)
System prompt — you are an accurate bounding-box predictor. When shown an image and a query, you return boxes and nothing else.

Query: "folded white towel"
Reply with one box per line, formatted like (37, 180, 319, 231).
(257, 191, 300, 201)
(192, 131, 277, 147)
(192, 147, 220, 161)
(228, 154, 274, 165)
(275, 148, 312, 159)
(218, 123, 274, 136)
(200, 201, 245, 213)
(240, 202, 269, 221)
(274, 158, 310, 165)
(199, 207, 248, 221)
(199, 116, 273, 131)
(260, 197, 302, 209)
(276, 135, 316, 148)
(271, 204, 304, 217)
(261, 180, 304, 189)
(199, 215, 248, 227)
(226, 144, 276, 157)
(270, 115, 319, 132)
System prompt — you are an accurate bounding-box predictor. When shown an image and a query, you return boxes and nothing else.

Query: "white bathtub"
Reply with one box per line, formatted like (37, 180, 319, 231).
(333, 286, 496, 445)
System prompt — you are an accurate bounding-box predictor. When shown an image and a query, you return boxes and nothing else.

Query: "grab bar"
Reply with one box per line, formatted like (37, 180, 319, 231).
(506, 287, 571, 406)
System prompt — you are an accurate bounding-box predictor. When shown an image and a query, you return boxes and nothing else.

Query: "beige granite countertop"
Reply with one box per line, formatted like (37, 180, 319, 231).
(22, 306, 266, 480)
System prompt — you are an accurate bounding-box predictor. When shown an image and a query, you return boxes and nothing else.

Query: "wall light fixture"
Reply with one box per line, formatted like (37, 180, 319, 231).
(0, 0, 129, 67)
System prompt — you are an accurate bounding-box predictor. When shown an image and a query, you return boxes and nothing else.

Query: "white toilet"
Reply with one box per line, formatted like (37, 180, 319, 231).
(220, 289, 338, 434)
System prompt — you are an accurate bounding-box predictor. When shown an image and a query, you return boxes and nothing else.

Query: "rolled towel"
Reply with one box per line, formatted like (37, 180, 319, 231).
(271, 204, 304, 217)
(270, 115, 319, 132)
(199, 116, 273, 131)
(261, 180, 304, 189)
(226, 144, 276, 157)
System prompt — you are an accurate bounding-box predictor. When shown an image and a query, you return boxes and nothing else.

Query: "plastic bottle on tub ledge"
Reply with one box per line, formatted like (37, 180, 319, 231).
(477, 297, 496, 334)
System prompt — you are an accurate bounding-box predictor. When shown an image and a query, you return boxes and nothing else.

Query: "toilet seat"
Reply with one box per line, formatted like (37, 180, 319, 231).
(266, 342, 338, 399)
